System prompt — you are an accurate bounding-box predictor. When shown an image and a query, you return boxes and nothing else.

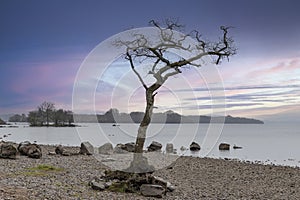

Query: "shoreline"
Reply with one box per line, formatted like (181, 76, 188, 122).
(0, 144, 300, 199)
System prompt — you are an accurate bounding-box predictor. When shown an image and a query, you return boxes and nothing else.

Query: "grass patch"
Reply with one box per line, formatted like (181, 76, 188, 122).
(108, 182, 129, 193)
(18, 164, 64, 177)
(28, 164, 63, 172)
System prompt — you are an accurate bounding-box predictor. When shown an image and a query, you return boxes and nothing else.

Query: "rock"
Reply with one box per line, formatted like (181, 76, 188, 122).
(147, 141, 162, 152)
(89, 179, 106, 191)
(190, 142, 201, 151)
(0, 143, 17, 159)
(98, 143, 113, 155)
(166, 182, 176, 192)
(55, 145, 64, 155)
(62, 151, 71, 156)
(17, 141, 31, 155)
(140, 184, 165, 198)
(113, 144, 128, 154)
(3, 135, 7, 138)
(149, 175, 175, 192)
(27, 144, 42, 159)
(165, 143, 174, 153)
(233, 144, 242, 149)
(80, 142, 94, 155)
(180, 146, 187, 151)
(219, 143, 230, 150)
(48, 151, 56, 156)
(124, 142, 135, 152)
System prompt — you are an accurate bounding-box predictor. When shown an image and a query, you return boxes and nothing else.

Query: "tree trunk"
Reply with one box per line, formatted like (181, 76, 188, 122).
(134, 90, 155, 153)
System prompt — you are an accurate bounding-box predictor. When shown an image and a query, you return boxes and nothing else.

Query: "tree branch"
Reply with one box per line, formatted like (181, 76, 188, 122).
(126, 52, 148, 90)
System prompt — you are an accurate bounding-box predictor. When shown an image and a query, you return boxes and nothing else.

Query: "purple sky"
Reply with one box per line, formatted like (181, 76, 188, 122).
(1, 0, 300, 121)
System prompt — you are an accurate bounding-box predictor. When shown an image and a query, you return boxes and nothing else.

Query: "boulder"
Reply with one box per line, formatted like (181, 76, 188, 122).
(124, 142, 135, 152)
(18, 142, 42, 158)
(219, 143, 230, 150)
(189, 142, 201, 151)
(80, 142, 94, 155)
(140, 184, 165, 198)
(98, 143, 113, 155)
(165, 143, 174, 153)
(0, 143, 17, 159)
(113, 144, 129, 154)
(55, 145, 64, 155)
(27, 144, 42, 159)
(17, 141, 31, 155)
(147, 141, 162, 152)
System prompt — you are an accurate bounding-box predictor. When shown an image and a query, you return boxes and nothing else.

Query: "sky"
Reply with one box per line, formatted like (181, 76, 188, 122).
(0, 0, 300, 121)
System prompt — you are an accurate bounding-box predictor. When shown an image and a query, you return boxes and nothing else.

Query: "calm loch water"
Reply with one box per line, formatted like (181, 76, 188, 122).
(1, 122, 299, 167)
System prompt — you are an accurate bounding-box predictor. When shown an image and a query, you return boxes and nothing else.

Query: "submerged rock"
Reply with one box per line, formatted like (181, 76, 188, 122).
(190, 142, 201, 151)
(147, 141, 162, 152)
(219, 143, 230, 150)
(233, 144, 242, 149)
(165, 143, 174, 153)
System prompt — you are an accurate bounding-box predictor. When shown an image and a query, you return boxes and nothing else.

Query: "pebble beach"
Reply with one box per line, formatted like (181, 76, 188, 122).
(0, 145, 299, 199)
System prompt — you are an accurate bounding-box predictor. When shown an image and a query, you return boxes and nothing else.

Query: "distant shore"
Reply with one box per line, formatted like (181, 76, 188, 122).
(0, 144, 299, 199)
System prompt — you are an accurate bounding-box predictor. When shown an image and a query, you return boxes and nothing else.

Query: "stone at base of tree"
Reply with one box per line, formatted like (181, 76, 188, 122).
(147, 141, 162, 152)
(165, 143, 174, 153)
(123, 155, 155, 173)
(219, 143, 230, 150)
(0, 143, 17, 159)
(190, 142, 201, 151)
(89, 179, 106, 191)
(140, 184, 165, 198)
(98, 143, 113, 155)
(55, 145, 64, 155)
(151, 176, 175, 192)
(79, 142, 94, 155)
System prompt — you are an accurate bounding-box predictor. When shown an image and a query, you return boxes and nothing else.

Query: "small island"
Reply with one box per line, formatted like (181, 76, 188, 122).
(74, 108, 264, 124)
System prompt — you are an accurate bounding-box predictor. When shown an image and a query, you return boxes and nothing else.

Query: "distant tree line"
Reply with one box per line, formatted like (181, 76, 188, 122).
(9, 101, 74, 127)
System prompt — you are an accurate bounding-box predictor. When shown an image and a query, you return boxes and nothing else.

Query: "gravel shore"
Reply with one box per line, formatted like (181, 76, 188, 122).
(0, 145, 299, 199)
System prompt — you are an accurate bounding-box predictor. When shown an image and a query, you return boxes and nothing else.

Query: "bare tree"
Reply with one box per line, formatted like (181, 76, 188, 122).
(115, 19, 236, 172)
(38, 101, 55, 126)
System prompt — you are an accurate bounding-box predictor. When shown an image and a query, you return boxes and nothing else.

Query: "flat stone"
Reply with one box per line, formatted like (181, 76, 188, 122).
(140, 184, 165, 198)
(90, 180, 106, 191)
